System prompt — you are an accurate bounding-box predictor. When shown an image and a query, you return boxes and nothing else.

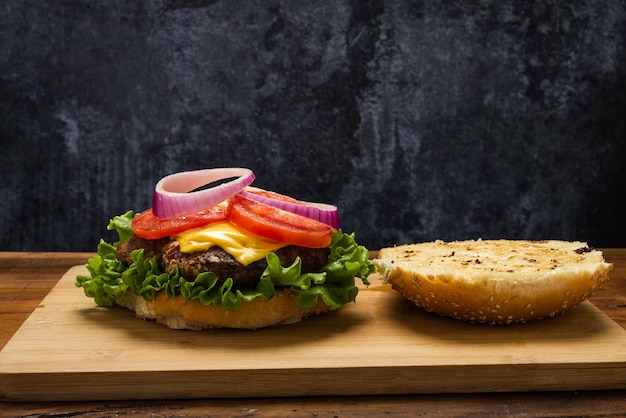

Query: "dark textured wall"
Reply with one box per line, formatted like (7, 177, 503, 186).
(2, 1, 625, 252)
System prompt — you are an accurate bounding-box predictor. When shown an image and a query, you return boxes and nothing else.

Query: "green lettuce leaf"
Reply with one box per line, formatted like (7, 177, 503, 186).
(108, 210, 135, 246)
(76, 211, 375, 312)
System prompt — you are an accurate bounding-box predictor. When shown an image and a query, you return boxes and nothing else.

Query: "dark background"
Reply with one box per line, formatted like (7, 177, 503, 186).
(2, 1, 625, 252)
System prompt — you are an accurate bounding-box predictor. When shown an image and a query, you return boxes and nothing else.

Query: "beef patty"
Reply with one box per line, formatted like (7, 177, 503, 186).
(116, 235, 330, 288)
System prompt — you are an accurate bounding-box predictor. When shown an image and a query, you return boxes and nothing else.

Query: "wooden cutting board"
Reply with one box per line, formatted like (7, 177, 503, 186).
(2, 265, 626, 402)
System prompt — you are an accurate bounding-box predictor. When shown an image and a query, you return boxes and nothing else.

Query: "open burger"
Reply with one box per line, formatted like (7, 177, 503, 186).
(76, 168, 374, 330)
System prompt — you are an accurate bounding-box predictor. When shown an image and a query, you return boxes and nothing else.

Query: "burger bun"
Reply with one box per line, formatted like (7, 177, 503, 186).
(374, 239, 613, 325)
(115, 288, 330, 330)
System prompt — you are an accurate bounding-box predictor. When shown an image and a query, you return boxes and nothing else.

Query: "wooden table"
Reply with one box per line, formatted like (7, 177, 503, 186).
(1, 250, 625, 417)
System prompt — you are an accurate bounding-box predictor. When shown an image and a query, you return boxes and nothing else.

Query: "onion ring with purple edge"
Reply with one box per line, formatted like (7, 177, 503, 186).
(241, 187, 340, 229)
(152, 168, 255, 219)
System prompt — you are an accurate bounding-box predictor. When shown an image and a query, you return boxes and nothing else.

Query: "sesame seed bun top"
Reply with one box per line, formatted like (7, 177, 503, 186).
(374, 239, 613, 325)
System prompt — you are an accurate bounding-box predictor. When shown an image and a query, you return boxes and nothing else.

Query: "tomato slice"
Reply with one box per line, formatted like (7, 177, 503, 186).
(131, 205, 228, 240)
(245, 187, 302, 204)
(227, 193, 332, 248)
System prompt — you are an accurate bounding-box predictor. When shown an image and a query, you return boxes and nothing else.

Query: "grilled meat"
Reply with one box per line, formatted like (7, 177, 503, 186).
(116, 236, 330, 289)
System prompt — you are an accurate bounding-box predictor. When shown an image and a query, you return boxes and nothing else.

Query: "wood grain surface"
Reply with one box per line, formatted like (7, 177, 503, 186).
(1, 250, 626, 416)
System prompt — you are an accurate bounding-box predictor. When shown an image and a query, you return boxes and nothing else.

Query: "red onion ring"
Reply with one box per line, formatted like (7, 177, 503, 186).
(241, 187, 340, 229)
(152, 168, 255, 219)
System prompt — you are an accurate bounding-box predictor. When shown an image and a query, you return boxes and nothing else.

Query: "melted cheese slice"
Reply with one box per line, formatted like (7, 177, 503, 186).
(175, 222, 287, 266)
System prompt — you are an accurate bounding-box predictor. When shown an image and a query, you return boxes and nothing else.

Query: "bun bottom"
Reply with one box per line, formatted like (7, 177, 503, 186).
(115, 289, 330, 330)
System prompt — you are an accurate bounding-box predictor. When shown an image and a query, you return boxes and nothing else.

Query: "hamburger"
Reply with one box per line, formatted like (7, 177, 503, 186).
(76, 168, 375, 329)
(374, 239, 613, 325)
